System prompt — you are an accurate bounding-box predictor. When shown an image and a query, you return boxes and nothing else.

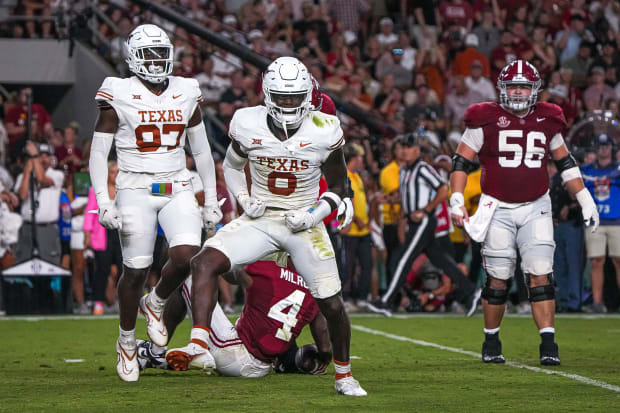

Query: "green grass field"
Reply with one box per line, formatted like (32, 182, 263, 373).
(1, 314, 620, 412)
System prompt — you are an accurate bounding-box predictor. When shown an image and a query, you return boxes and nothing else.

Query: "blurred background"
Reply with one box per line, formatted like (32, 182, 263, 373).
(0, 0, 619, 316)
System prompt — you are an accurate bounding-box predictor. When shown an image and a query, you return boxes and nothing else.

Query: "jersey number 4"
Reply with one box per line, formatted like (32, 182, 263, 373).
(267, 289, 306, 342)
(498, 130, 546, 168)
(135, 124, 185, 152)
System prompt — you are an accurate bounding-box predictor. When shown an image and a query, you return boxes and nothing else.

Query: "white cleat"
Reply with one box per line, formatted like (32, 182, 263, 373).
(116, 339, 139, 382)
(165, 342, 216, 372)
(335, 376, 367, 396)
(139, 294, 168, 347)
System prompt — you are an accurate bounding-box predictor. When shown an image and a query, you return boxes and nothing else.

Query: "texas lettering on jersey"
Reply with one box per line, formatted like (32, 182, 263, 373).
(95, 76, 202, 174)
(464, 102, 567, 203)
(229, 106, 344, 210)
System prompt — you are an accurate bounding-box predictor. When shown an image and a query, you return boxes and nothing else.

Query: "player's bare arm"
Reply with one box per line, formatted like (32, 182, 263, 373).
(449, 142, 477, 227)
(551, 143, 599, 232)
(309, 312, 332, 374)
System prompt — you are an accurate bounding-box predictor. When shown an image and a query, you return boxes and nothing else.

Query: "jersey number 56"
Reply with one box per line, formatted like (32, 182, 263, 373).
(498, 130, 546, 168)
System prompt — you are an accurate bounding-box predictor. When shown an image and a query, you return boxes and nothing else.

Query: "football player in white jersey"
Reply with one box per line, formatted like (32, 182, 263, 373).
(166, 57, 365, 396)
(89, 24, 222, 382)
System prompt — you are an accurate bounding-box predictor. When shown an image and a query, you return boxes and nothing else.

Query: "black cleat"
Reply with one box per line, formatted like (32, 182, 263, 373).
(540, 342, 561, 366)
(482, 338, 506, 363)
(137, 339, 168, 371)
(366, 299, 393, 317)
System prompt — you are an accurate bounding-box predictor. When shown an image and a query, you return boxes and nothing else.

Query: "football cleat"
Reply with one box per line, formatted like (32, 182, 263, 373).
(465, 288, 482, 317)
(139, 293, 169, 347)
(335, 376, 367, 396)
(166, 342, 216, 372)
(482, 338, 506, 364)
(116, 339, 139, 381)
(136, 339, 168, 371)
(366, 299, 392, 317)
(540, 342, 561, 366)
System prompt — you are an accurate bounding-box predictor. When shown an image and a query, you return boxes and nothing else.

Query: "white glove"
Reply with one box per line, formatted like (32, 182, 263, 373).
(282, 209, 317, 233)
(98, 201, 122, 230)
(449, 192, 465, 217)
(336, 197, 354, 230)
(238, 193, 266, 219)
(576, 188, 599, 233)
(202, 202, 223, 232)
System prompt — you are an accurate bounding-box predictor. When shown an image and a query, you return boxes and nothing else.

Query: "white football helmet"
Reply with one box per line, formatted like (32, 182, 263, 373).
(125, 24, 173, 84)
(262, 57, 313, 129)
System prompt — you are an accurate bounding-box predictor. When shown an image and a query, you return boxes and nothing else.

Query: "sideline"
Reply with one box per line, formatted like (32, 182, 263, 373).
(352, 324, 620, 394)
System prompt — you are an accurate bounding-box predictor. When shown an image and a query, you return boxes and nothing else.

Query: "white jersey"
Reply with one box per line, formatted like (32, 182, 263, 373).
(95, 76, 202, 174)
(229, 106, 344, 210)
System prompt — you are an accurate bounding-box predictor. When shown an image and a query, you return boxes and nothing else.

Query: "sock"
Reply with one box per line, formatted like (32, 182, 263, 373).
(190, 325, 210, 349)
(484, 327, 500, 342)
(334, 359, 352, 380)
(149, 289, 167, 311)
(151, 343, 167, 356)
(118, 327, 136, 348)
(540, 327, 555, 345)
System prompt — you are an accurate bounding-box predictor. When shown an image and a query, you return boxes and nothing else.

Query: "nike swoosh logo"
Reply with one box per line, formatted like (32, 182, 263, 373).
(541, 211, 548, 215)
(173, 94, 182, 99)
(182, 183, 189, 186)
(537, 117, 545, 122)
(300, 142, 311, 147)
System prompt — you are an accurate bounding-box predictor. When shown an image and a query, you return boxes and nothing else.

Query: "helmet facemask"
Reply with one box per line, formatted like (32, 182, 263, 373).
(499, 82, 540, 111)
(128, 45, 173, 84)
(264, 90, 312, 129)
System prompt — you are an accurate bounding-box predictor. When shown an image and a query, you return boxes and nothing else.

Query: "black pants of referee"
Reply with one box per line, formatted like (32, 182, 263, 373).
(379, 215, 475, 306)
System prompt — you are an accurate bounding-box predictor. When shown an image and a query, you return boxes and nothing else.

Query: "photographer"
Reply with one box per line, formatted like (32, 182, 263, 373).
(13, 142, 64, 265)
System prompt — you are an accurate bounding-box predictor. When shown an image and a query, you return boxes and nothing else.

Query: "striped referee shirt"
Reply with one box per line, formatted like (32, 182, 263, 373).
(399, 159, 445, 215)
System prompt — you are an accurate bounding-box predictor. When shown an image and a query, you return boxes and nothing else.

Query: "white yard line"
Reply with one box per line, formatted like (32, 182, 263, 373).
(352, 325, 620, 394)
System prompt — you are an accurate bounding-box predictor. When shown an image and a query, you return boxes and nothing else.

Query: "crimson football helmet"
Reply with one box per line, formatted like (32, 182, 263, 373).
(310, 76, 323, 111)
(497, 60, 541, 112)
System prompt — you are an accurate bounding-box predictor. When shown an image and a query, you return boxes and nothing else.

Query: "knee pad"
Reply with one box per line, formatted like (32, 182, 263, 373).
(528, 284, 555, 302)
(123, 255, 153, 269)
(482, 278, 508, 305)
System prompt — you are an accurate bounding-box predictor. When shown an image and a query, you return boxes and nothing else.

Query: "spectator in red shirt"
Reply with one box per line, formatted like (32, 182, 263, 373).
(510, 21, 534, 61)
(490, 30, 518, 82)
(55, 122, 84, 177)
(5, 88, 52, 152)
(438, 0, 474, 33)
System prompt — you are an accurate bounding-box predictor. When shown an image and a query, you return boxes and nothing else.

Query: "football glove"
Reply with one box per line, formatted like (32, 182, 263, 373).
(237, 193, 266, 219)
(202, 202, 223, 232)
(576, 188, 599, 233)
(283, 209, 317, 233)
(98, 201, 122, 230)
(336, 197, 354, 230)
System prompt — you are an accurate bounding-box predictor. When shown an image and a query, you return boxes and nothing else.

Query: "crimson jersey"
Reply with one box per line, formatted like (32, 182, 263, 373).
(463, 102, 566, 203)
(236, 260, 319, 363)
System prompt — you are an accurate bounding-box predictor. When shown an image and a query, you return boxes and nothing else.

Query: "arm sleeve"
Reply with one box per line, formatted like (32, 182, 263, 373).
(187, 121, 217, 205)
(222, 144, 249, 200)
(460, 127, 483, 153)
(549, 133, 564, 151)
(89, 132, 115, 205)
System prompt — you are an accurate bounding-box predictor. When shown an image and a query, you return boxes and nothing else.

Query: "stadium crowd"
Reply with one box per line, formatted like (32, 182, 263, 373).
(1, 0, 620, 315)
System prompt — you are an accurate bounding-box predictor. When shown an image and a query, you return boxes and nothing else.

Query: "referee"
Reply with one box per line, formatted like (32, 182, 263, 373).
(368, 134, 481, 316)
